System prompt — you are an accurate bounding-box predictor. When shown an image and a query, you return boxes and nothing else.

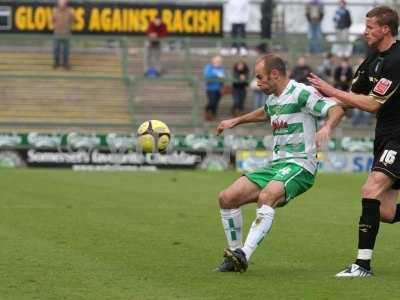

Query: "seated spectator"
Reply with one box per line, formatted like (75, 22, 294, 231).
(231, 60, 249, 116)
(291, 56, 312, 84)
(316, 52, 336, 83)
(333, 57, 353, 91)
(203, 55, 226, 121)
(144, 16, 168, 77)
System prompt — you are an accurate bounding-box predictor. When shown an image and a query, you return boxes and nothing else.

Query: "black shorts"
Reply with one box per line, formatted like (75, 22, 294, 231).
(372, 136, 400, 189)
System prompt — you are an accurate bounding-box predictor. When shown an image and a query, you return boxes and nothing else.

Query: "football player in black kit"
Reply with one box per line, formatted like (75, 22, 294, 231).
(308, 6, 400, 277)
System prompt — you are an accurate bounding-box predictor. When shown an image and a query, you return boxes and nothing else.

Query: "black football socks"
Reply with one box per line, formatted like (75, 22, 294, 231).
(355, 198, 380, 270)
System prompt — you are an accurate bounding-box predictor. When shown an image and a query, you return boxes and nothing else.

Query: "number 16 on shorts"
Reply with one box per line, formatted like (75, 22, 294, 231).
(380, 149, 397, 165)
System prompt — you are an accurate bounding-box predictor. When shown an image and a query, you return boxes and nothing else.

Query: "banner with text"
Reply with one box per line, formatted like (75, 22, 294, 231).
(0, 132, 375, 170)
(235, 150, 374, 173)
(0, 132, 374, 153)
(0, 1, 222, 36)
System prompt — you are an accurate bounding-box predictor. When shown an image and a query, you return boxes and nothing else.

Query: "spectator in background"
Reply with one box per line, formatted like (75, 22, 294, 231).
(203, 55, 226, 121)
(333, 57, 353, 124)
(250, 44, 268, 110)
(351, 108, 372, 126)
(332, 0, 352, 57)
(333, 57, 352, 91)
(291, 56, 312, 84)
(231, 60, 250, 117)
(332, 57, 370, 126)
(305, 0, 325, 53)
(53, 0, 74, 70)
(260, 0, 275, 39)
(226, 0, 250, 56)
(250, 78, 266, 110)
(144, 16, 168, 77)
(316, 52, 336, 83)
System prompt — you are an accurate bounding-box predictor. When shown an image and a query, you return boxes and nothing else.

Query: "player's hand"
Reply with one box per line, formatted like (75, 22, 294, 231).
(308, 73, 336, 97)
(316, 125, 332, 149)
(216, 119, 236, 135)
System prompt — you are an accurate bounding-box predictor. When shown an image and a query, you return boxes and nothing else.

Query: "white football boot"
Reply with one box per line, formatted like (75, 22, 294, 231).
(335, 264, 373, 277)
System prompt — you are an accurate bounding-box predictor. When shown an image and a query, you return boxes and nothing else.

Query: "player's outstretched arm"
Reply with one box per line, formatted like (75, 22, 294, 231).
(316, 105, 345, 148)
(308, 73, 381, 113)
(216, 108, 268, 135)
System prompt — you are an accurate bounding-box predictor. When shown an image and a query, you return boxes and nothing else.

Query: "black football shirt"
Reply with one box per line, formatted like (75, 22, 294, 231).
(351, 41, 400, 137)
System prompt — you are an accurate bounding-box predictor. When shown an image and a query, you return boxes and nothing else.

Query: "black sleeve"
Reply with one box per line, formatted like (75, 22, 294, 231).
(369, 63, 400, 104)
(350, 61, 372, 95)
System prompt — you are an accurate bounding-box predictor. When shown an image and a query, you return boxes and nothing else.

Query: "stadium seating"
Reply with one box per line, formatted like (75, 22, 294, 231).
(0, 47, 133, 132)
(0, 36, 374, 137)
(126, 44, 260, 128)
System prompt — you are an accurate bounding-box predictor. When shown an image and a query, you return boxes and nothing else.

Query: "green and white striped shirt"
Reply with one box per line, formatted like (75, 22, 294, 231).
(265, 80, 337, 174)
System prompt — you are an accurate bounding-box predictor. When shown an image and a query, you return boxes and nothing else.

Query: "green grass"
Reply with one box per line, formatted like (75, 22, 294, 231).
(0, 169, 398, 300)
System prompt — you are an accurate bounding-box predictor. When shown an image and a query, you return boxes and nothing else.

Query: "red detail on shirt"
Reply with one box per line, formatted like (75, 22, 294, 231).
(272, 120, 288, 131)
(373, 78, 392, 95)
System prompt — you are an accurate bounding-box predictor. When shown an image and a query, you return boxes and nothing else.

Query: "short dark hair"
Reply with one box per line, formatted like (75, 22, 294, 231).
(366, 6, 399, 36)
(258, 54, 287, 76)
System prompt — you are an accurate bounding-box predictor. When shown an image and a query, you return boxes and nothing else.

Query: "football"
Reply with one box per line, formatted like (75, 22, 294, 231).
(137, 120, 171, 153)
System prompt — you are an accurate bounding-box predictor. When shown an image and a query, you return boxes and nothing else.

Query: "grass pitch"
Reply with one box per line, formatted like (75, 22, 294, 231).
(0, 169, 399, 300)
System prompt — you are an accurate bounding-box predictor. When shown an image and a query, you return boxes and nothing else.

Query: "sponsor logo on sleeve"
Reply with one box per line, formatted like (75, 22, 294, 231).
(373, 78, 392, 95)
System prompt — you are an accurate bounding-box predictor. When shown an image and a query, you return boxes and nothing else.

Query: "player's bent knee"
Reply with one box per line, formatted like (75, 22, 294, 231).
(361, 183, 380, 199)
(258, 189, 279, 207)
(380, 207, 396, 223)
(218, 190, 235, 209)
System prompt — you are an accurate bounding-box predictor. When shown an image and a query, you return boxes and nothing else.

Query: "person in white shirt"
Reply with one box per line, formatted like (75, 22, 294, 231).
(226, 0, 250, 56)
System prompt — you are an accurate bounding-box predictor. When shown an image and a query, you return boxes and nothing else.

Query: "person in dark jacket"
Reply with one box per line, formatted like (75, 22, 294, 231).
(290, 56, 312, 84)
(333, 57, 353, 91)
(332, 0, 353, 57)
(316, 52, 336, 83)
(260, 0, 275, 39)
(231, 60, 250, 116)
